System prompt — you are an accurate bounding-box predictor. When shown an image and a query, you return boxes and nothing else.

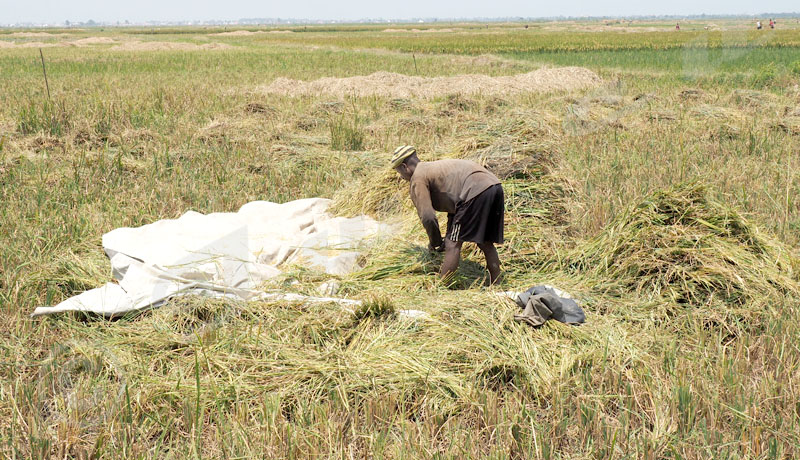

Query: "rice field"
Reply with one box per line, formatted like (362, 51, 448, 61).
(1, 20, 800, 458)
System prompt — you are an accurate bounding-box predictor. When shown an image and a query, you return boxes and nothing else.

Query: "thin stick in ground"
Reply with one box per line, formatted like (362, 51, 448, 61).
(39, 48, 51, 100)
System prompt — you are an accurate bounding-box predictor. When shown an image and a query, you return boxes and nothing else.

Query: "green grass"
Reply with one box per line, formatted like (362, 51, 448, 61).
(1, 22, 800, 458)
(244, 28, 800, 54)
(503, 46, 800, 73)
(329, 110, 366, 151)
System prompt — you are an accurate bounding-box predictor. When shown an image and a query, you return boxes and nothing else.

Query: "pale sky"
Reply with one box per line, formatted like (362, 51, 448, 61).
(2, 0, 797, 24)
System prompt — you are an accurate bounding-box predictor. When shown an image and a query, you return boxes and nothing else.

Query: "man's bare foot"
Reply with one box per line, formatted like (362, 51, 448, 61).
(486, 269, 503, 286)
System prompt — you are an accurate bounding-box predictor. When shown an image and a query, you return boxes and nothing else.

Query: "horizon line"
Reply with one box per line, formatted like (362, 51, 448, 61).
(3, 12, 800, 28)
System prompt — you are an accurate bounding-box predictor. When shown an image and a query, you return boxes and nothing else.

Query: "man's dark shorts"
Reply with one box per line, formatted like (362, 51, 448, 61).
(445, 184, 504, 244)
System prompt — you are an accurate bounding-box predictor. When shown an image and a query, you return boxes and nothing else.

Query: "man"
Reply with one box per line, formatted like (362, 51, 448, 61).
(391, 145, 504, 284)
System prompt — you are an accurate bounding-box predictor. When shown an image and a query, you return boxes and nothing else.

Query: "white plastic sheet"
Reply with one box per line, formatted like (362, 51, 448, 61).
(32, 198, 388, 317)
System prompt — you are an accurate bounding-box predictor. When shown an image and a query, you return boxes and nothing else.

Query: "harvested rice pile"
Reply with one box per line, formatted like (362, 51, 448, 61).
(71, 37, 116, 46)
(111, 41, 232, 51)
(7, 31, 70, 37)
(568, 183, 799, 305)
(259, 67, 601, 98)
(0, 38, 114, 48)
(212, 30, 262, 36)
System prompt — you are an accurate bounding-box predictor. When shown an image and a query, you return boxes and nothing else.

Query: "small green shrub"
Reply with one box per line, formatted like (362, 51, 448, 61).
(751, 63, 777, 88)
(791, 60, 800, 76)
(329, 113, 365, 151)
(93, 102, 120, 139)
(17, 99, 71, 136)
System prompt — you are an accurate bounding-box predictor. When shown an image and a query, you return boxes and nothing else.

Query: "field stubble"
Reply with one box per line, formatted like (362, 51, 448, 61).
(1, 25, 800, 458)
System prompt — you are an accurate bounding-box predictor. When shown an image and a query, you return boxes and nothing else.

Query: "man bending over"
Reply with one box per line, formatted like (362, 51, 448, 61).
(391, 145, 504, 284)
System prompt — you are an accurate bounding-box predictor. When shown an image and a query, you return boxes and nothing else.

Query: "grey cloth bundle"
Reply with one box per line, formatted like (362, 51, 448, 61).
(513, 285, 585, 327)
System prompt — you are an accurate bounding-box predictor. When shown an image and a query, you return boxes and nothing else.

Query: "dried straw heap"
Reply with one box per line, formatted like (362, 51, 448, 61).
(259, 67, 602, 99)
(567, 183, 799, 310)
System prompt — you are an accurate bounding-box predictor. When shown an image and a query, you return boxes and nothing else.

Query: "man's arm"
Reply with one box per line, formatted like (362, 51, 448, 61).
(410, 180, 444, 250)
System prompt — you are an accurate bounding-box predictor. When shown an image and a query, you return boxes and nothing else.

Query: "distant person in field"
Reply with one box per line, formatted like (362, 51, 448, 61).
(675, 23, 680, 30)
(391, 146, 504, 284)
(757, 21, 762, 30)
(769, 19, 775, 29)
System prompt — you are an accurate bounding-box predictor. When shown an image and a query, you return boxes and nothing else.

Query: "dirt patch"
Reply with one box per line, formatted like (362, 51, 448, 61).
(259, 67, 601, 99)
(244, 102, 277, 115)
(111, 41, 232, 51)
(774, 118, 800, 135)
(295, 116, 323, 131)
(648, 110, 677, 122)
(679, 88, 705, 101)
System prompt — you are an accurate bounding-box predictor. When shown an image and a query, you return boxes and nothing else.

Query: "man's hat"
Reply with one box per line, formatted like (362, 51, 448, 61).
(390, 145, 416, 168)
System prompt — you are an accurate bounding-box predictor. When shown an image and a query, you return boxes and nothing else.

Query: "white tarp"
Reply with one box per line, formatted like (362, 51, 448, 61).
(32, 198, 388, 317)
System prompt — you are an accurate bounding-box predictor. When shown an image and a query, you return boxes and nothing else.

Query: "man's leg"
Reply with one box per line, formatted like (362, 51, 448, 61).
(477, 242, 501, 285)
(440, 238, 462, 279)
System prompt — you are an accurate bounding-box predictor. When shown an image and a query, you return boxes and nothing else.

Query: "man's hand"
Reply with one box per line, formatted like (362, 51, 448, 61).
(428, 242, 445, 253)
